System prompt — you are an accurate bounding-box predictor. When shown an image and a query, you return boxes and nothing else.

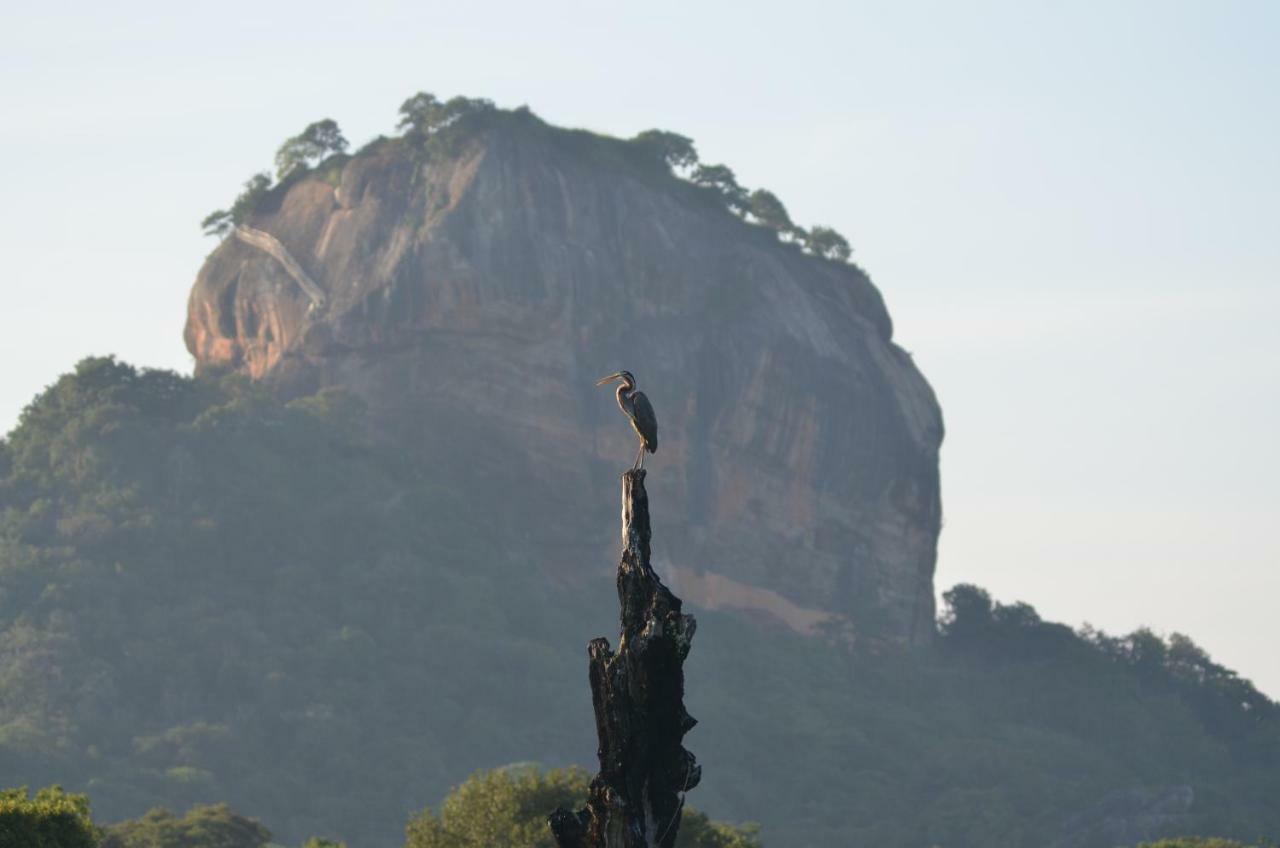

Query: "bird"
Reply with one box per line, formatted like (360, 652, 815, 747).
(596, 370, 658, 470)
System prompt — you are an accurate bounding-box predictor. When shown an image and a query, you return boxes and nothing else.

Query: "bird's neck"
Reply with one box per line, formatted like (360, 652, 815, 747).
(616, 383, 633, 410)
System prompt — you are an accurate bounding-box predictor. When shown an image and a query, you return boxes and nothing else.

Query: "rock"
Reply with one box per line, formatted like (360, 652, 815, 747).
(184, 111, 944, 644)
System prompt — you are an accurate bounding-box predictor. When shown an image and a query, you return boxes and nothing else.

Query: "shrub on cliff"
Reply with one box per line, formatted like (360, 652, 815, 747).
(691, 163, 749, 214)
(275, 119, 349, 180)
(747, 189, 798, 237)
(803, 225, 852, 261)
(196, 96, 861, 267)
(201, 172, 273, 238)
(397, 91, 496, 158)
(634, 129, 699, 173)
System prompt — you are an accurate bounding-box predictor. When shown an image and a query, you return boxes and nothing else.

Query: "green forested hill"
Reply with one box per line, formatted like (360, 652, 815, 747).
(0, 358, 1276, 847)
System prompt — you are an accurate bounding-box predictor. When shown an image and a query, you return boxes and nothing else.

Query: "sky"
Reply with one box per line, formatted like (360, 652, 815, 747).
(1, 1, 1277, 694)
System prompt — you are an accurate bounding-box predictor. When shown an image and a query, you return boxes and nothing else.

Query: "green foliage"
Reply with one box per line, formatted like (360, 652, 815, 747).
(202, 172, 273, 237)
(939, 585, 1279, 754)
(2, 359, 1278, 847)
(0, 785, 99, 848)
(746, 189, 796, 236)
(274, 119, 349, 180)
(803, 225, 852, 261)
(627, 129, 847, 263)
(939, 583, 995, 639)
(99, 803, 272, 848)
(396, 91, 445, 134)
(633, 129, 699, 173)
(406, 766, 587, 848)
(405, 766, 760, 848)
(201, 209, 233, 239)
(691, 164, 749, 213)
(196, 97, 856, 269)
(301, 838, 347, 848)
(203, 118, 346, 238)
(397, 92, 496, 159)
(677, 810, 763, 848)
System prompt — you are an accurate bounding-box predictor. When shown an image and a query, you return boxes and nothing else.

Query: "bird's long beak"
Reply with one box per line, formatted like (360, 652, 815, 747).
(596, 372, 624, 387)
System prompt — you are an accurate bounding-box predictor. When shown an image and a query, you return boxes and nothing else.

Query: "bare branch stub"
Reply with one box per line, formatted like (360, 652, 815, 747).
(550, 469, 700, 848)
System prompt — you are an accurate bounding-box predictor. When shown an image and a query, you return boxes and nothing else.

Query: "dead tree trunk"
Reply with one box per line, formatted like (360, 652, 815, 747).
(549, 469, 700, 848)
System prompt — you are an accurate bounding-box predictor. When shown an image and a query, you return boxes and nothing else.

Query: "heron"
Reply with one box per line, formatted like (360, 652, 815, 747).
(596, 370, 658, 470)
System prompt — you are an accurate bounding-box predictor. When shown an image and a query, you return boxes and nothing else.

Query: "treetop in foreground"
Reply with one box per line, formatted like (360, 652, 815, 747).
(0, 785, 100, 848)
(408, 766, 759, 848)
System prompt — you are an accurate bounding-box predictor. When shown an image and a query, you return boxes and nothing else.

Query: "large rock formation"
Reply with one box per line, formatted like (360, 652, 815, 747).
(185, 110, 943, 644)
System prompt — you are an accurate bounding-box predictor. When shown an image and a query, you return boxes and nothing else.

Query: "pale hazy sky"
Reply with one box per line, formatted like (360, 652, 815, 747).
(2, 2, 1277, 694)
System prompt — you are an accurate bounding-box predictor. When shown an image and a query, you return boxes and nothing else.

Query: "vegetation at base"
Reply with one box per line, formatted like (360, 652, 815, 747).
(406, 766, 585, 848)
(937, 584, 1277, 754)
(196, 92, 855, 262)
(100, 803, 272, 848)
(0, 789, 340, 848)
(0, 785, 99, 848)
(0, 774, 748, 848)
(405, 765, 760, 848)
(0, 358, 1277, 847)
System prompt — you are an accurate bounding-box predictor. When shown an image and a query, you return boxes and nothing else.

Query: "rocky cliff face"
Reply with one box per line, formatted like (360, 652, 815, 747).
(185, 112, 944, 644)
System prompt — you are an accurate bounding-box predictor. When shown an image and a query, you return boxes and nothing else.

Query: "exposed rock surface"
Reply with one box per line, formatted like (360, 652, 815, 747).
(185, 112, 944, 644)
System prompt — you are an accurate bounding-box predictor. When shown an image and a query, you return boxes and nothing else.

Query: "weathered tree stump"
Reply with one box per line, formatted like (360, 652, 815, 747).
(549, 469, 700, 848)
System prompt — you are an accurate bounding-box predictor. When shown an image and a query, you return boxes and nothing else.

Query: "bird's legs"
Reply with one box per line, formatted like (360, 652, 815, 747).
(632, 441, 645, 471)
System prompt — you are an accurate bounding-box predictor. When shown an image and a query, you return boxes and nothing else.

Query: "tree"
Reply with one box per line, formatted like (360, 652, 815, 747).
(939, 583, 994, 642)
(406, 765, 761, 848)
(690, 164, 749, 213)
(201, 208, 233, 238)
(993, 600, 1041, 630)
(803, 225, 852, 261)
(397, 91, 445, 136)
(634, 129, 699, 172)
(275, 119, 349, 180)
(677, 811, 763, 848)
(1121, 627, 1171, 677)
(747, 189, 796, 235)
(202, 172, 272, 237)
(407, 766, 586, 848)
(0, 785, 100, 848)
(100, 803, 272, 848)
(397, 92, 496, 157)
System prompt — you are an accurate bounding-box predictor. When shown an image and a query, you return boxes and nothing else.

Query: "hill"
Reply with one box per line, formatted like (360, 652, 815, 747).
(184, 100, 942, 647)
(1, 358, 1276, 846)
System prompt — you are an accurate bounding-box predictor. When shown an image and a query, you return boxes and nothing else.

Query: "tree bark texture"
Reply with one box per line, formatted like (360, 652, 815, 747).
(549, 469, 700, 848)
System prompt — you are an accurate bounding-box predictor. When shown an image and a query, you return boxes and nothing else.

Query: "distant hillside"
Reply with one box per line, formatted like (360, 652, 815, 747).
(1, 358, 1276, 847)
